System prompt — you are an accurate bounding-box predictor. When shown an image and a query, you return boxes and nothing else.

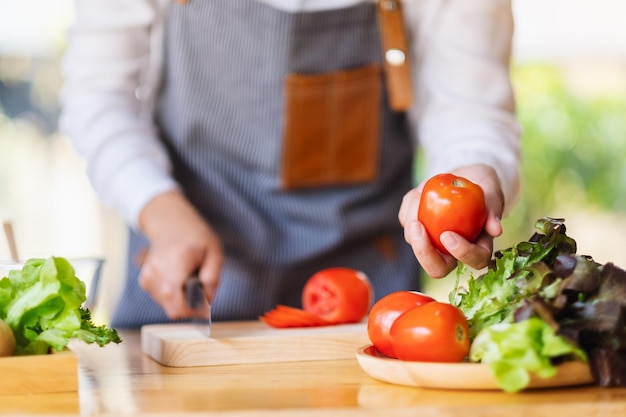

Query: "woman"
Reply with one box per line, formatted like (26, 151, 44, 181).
(60, 0, 520, 327)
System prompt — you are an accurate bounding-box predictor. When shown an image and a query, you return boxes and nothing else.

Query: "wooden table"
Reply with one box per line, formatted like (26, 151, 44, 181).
(2, 330, 626, 416)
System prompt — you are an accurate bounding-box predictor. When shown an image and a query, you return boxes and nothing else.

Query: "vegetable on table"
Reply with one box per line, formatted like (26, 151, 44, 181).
(452, 217, 626, 390)
(366, 292, 469, 362)
(0, 318, 15, 357)
(418, 173, 488, 254)
(0, 257, 121, 356)
(302, 268, 372, 324)
(260, 267, 373, 328)
(260, 305, 329, 328)
(388, 301, 470, 362)
(367, 291, 435, 358)
(469, 318, 587, 393)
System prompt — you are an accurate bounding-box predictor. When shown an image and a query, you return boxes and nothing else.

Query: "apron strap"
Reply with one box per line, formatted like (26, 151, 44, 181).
(377, 0, 414, 111)
(172, 0, 413, 111)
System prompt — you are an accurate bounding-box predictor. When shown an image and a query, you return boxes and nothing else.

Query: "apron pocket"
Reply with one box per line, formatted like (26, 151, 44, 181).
(281, 63, 382, 190)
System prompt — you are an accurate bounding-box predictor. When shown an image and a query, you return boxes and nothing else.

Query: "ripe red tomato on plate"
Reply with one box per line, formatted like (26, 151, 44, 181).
(302, 267, 372, 324)
(389, 301, 470, 362)
(418, 173, 488, 255)
(367, 291, 435, 358)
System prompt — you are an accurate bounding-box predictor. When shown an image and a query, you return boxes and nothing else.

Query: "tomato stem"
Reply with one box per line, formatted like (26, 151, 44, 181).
(452, 178, 466, 188)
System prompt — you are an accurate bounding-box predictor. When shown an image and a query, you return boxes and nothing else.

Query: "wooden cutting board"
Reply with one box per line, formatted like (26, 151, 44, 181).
(141, 320, 369, 367)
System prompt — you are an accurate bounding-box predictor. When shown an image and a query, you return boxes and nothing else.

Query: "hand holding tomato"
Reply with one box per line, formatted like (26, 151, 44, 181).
(398, 164, 505, 278)
(418, 173, 487, 254)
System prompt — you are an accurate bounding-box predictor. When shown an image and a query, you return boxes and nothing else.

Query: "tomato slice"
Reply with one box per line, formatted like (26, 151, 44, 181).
(260, 305, 329, 328)
(302, 268, 372, 324)
(259, 313, 295, 328)
(274, 305, 329, 326)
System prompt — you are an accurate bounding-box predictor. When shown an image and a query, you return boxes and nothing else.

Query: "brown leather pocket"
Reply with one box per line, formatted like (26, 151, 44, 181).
(281, 64, 382, 190)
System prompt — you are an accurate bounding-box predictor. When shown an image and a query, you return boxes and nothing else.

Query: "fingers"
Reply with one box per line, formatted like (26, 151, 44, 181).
(138, 248, 224, 320)
(138, 255, 189, 319)
(198, 237, 224, 304)
(136, 231, 224, 320)
(408, 227, 493, 277)
(136, 191, 224, 319)
(401, 165, 506, 277)
(401, 185, 459, 278)
(440, 231, 493, 271)
(484, 212, 503, 239)
(452, 163, 505, 239)
(404, 219, 458, 278)
(398, 186, 421, 228)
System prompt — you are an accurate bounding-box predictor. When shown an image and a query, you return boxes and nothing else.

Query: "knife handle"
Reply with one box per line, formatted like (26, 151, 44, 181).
(184, 274, 206, 310)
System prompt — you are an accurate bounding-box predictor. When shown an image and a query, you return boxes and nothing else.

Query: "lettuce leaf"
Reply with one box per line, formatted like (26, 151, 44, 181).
(451, 217, 577, 339)
(469, 318, 587, 393)
(0, 257, 121, 355)
(525, 257, 626, 387)
(452, 217, 626, 390)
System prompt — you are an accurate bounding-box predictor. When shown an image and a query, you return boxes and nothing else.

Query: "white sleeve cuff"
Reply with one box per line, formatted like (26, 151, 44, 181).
(104, 159, 180, 229)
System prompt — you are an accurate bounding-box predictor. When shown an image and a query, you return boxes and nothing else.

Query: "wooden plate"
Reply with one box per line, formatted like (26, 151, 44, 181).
(356, 345, 594, 391)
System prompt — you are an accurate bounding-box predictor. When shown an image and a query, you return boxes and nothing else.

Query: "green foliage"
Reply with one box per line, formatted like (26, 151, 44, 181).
(0, 257, 121, 355)
(503, 64, 626, 244)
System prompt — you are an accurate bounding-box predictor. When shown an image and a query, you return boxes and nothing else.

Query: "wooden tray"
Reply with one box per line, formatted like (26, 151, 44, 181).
(356, 345, 594, 391)
(141, 320, 369, 367)
(0, 349, 78, 395)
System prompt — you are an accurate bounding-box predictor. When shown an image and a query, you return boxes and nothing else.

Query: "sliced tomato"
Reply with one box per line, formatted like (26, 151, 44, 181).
(260, 305, 329, 328)
(260, 267, 373, 328)
(302, 267, 373, 324)
(275, 305, 330, 326)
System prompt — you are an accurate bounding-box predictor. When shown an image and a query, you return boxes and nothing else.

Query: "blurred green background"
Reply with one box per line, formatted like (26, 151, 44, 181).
(504, 64, 626, 243)
(422, 62, 626, 299)
(1, 0, 625, 317)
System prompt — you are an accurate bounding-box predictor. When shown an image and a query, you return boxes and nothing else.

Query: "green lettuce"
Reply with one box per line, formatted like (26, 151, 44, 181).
(450, 217, 576, 339)
(451, 217, 626, 390)
(0, 257, 121, 355)
(469, 318, 587, 392)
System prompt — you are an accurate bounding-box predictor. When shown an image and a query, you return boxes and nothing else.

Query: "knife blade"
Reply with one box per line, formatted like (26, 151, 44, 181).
(184, 274, 212, 337)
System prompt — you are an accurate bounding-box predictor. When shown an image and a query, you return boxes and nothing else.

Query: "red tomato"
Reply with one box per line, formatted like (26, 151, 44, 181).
(367, 291, 435, 358)
(389, 301, 470, 362)
(417, 173, 488, 255)
(302, 267, 372, 324)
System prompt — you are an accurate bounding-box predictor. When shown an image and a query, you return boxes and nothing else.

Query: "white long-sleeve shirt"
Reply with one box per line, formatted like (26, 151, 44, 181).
(60, 0, 520, 227)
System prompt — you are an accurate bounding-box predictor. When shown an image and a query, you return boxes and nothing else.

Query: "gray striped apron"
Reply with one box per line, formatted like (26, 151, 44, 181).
(111, 0, 420, 328)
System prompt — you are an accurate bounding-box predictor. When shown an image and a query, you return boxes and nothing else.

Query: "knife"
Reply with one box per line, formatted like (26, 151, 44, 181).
(184, 274, 212, 337)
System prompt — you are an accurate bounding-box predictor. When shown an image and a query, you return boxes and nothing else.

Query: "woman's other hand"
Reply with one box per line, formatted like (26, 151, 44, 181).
(137, 190, 224, 319)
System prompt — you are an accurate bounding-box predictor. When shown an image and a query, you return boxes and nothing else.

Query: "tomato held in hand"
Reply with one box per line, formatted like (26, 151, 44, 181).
(389, 301, 470, 362)
(302, 267, 373, 324)
(418, 173, 488, 255)
(367, 291, 435, 358)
